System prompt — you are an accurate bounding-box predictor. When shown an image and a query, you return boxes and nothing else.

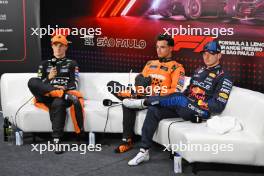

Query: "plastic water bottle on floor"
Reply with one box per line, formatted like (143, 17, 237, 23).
(3, 118, 9, 142)
(7, 125, 14, 145)
(15, 130, 23, 146)
(89, 132, 95, 145)
(174, 153, 182, 174)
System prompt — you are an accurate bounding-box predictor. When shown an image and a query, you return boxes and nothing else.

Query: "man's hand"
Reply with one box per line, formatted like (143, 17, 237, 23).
(48, 67, 57, 80)
(54, 85, 65, 90)
(135, 74, 152, 88)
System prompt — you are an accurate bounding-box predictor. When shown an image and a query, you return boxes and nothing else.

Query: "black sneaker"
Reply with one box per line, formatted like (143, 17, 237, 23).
(114, 138, 133, 153)
(53, 138, 64, 154)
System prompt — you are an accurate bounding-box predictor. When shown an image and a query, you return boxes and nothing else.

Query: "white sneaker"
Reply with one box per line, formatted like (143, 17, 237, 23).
(122, 99, 147, 109)
(128, 148, 150, 166)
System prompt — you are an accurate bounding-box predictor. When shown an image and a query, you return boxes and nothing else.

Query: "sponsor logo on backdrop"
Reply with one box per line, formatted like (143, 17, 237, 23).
(0, 42, 8, 51)
(171, 34, 264, 57)
(0, 14, 6, 21)
(83, 35, 146, 50)
(0, 0, 8, 4)
(95, 37, 146, 49)
(219, 40, 264, 57)
(173, 35, 214, 52)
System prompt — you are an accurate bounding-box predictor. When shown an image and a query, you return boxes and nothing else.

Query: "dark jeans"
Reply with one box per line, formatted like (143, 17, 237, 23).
(140, 93, 210, 149)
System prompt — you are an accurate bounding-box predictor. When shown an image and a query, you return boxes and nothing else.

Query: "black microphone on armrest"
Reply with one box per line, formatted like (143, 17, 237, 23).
(103, 99, 122, 106)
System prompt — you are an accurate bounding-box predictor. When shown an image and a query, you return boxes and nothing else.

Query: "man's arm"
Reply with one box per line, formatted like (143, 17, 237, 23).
(37, 62, 49, 83)
(160, 65, 185, 96)
(66, 60, 79, 90)
(182, 67, 202, 95)
(207, 75, 233, 114)
(141, 60, 152, 77)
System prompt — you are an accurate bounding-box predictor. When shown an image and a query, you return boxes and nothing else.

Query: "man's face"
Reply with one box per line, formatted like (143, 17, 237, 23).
(203, 52, 221, 68)
(52, 43, 67, 58)
(156, 40, 173, 59)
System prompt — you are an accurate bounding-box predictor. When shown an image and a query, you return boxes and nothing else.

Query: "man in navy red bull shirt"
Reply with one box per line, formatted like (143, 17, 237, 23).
(123, 40, 233, 166)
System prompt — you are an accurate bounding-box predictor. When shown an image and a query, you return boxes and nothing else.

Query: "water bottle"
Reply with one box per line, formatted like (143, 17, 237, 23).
(7, 125, 14, 145)
(3, 118, 9, 142)
(15, 130, 23, 146)
(174, 153, 182, 173)
(89, 132, 95, 145)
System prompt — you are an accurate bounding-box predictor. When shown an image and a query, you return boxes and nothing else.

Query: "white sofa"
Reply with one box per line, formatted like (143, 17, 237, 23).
(1, 73, 264, 167)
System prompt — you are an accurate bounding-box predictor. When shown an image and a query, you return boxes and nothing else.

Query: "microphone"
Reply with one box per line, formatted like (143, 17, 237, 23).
(103, 99, 121, 106)
(128, 69, 133, 88)
(51, 58, 57, 67)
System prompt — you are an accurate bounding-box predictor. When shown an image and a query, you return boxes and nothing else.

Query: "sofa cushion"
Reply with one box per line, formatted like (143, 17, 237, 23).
(221, 86, 264, 139)
(84, 100, 123, 133)
(166, 121, 261, 165)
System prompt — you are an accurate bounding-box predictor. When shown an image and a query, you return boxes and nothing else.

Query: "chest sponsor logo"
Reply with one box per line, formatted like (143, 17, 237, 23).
(217, 97, 227, 103)
(149, 74, 165, 80)
(209, 73, 216, 78)
(205, 77, 213, 82)
(223, 80, 232, 87)
(190, 86, 206, 101)
(198, 68, 204, 74)
(193, 80, 211, 90)
(160, 66, 168, 71)
(149, 65, 158, 69)
(220, 88, 230, 94)
(219, 92, 229, 99)
(60, 68, 69, 73)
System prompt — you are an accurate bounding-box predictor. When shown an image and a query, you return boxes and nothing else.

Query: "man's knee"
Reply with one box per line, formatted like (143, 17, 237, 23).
(146, 106, 162, 120)
(65, 94, 79, 104)
(28, 77, 41, 89)
(107, 81, 123, 93)
(51, 98, 65, 109)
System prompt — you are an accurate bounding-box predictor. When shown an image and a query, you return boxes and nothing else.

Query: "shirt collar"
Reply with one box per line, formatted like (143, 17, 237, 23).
(206, 64, 221, 71)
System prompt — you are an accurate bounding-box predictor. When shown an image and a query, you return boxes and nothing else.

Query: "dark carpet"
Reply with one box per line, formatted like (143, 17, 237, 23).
(0, 113, 263, 176)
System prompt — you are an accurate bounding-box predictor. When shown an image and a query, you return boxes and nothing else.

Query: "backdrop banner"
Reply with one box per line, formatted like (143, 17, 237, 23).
(0, 0, 41, 74)
(41, 0, 264, 92)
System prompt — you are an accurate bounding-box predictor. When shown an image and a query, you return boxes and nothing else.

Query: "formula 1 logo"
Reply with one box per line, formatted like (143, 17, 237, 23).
(173, 35, 214, 52)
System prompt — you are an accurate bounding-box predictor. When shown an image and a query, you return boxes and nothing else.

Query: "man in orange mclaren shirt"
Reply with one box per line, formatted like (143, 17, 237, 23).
(107, 34, 185, 153)
(28, 33, 84, 154)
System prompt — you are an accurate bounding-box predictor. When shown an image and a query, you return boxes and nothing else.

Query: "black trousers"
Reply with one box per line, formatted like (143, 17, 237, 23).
(107, 81, 141, 139)
(28, 77, 83, 138)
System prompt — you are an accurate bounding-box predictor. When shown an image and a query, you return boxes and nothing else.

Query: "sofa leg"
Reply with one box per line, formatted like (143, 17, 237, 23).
(191, 162, 198, 175)
(15, 130, 23, 146)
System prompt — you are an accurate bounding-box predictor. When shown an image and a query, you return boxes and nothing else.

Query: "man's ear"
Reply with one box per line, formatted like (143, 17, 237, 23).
(169, 46, 174, 52)
(217, 53, 222, 60)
